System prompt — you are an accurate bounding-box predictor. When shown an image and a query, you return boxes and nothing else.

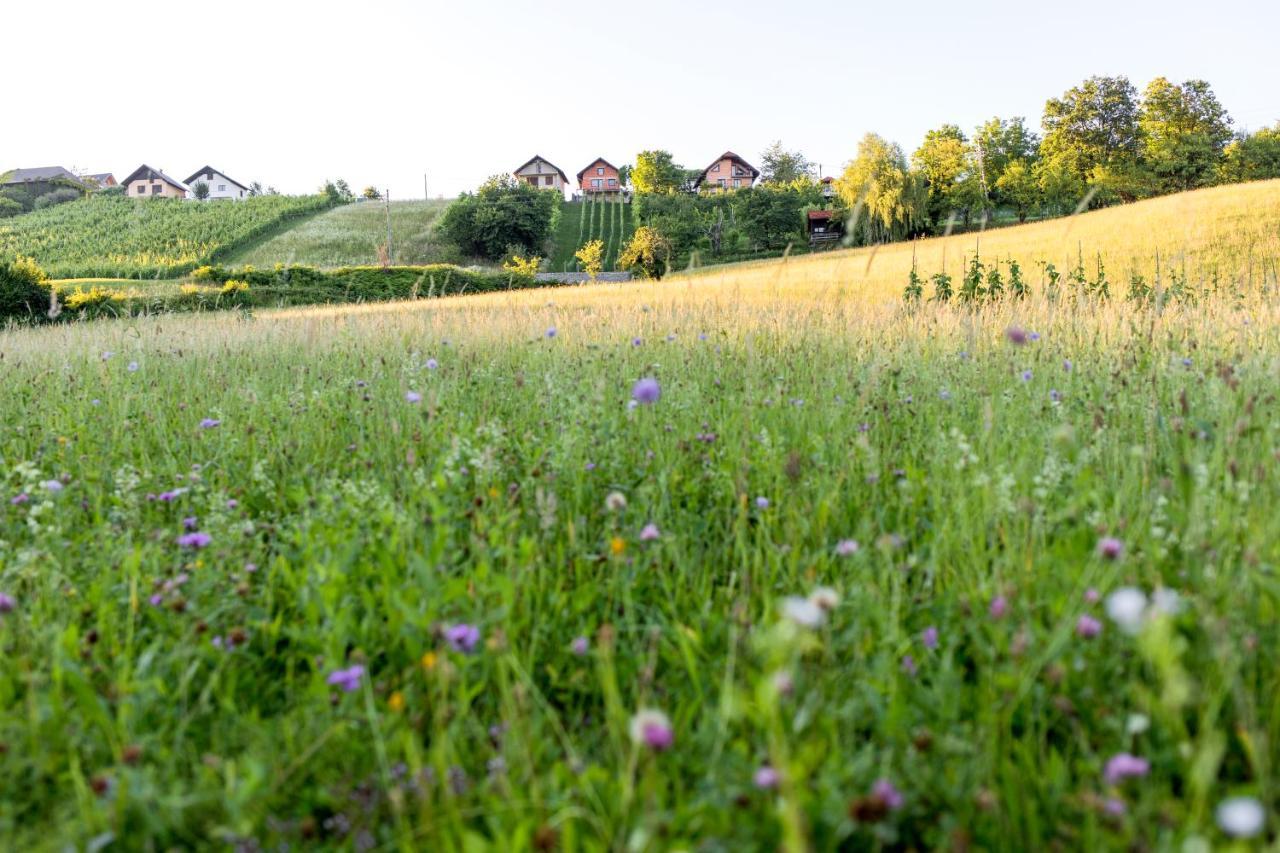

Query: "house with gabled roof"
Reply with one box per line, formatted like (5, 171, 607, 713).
(184, 166, 249, 200)
(577, 158, 622, 195)
(121, 165, 188, 199)
(513, 155, 570, 191)
(83, 173, 118, 189)
(1, 166, 89, 197)
(693, 151, 760, 192)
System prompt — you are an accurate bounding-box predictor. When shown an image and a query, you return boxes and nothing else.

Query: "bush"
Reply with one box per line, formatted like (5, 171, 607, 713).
(618, 227, 673, 280)
(0, 198, 22, 219)
(33, 188, 82, 210)
(0, 256, 51, 319)
(439, 176, 557, 261)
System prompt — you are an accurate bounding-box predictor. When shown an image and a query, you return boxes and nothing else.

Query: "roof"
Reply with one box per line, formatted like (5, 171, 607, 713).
(693, 151, 761, 187)
(807, 210, 835, 220)
(576, 158, 620, 182)
(512, 155, 569, 185)
(120, 164, 188, 191)
(84, 173, 116, 184)
(183, 166, 249, 192)
(1, 166, 85, 186)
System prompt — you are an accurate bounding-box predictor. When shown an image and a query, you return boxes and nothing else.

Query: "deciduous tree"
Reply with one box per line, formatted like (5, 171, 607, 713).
(1140, 78, 1233, 193)
(836, 133, 924, 244)
(631, 151, 685, 195)
(759, 141, 814, 185)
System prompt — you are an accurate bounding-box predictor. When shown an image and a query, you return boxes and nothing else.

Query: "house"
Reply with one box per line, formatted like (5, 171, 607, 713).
(0, 166, 88, 198)
(807, 210, 843, 247)
(694, 151, 760, 192)
(513, 155, 570, 191)
(184, 166, 249, 200)
(577, 158, 622, 195)
(820, 176, 836, 199)
(83, 173, 118, 189)
(121, 165, 188, 199)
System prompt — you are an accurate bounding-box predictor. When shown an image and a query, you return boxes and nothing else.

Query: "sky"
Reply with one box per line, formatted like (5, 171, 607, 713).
(8, 0, 1278, 199)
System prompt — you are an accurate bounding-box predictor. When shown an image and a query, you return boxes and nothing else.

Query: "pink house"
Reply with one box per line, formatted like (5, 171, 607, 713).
(693, 151, 760, 192)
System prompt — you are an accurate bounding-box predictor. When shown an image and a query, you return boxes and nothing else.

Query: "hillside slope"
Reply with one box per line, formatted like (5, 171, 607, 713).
(225, 199, 454, 268)
(548, 198, 635, 273)
(671, 179, 1280, 304)
(0, 194, 333, 279)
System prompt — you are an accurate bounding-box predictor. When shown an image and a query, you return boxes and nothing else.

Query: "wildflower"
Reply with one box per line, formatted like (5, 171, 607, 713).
(584, 461, 596, 472)
(10, 493, 29, 506)
(939, 389, 952, 401)
(43, 480, 64, 493)
(808, 587, 839, 611)
(425, 358, 439, 370)
(605, 491, 627, 512)
(989, 595, 1009, 619)
(176, 531, 212, 549)
(755, 496, 769, 510)
(639, 523, 660, 541)
(199, 418, 221, 429)
(609, 537, 626, 556)
(1020, 370, 1033, 382)
(1076, 614, 1102, 638)
(127, 361, 139, 372)
(182, 516, 199, 531)
(157, 488, 187, 502)
(753, 766, 780, 790)
(1097, 536, 1123, 560)
(101, 351, 114, 360)
(388, 691, 405, 712)
(1103, 797, 1127, 817)
(0, 593, 15, 613)
(226, 499, 239, 510)
(1006, 326, 1028, 345)
(631, 377, 661, 405)
(1216, 796, 1265, 838)
(444, 623, 481, 654)
(1103, 753, 1150, 785)
(405, 391, 422, 404)
(629, 709, 673, 751)
(327, 665, 366, 693)
(1126, 713, 1150, 735)
(771, 669, 795, 696)
(1029, 332, 1041, 342)
(782, 596, 825, 628)
(148, 593, 163, 607)
(1105, 587, 1148, 634)
(570, 636, 589, 656)
(545, 327, 557, 338)
(872, 779, 905, 811)
(1050, 389, 1062, 402)
(835, 539, 860, 556)
(1181, 357, 1193, 368)
(1084, 587, 1100, 604)
(631, 337, 642, 347)
(921, 626, 938, 649)
(1152, 588, 1183, 616)
(901, 655, 917, 676)
(1063, 359, 1073, 372)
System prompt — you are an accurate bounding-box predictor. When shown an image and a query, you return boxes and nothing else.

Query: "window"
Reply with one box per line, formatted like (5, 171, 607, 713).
(608, 178, 617, 186)
(733, 179, 742, 188)
(218, 185, 227, 192)
(717, 178, 726, 187)
(711, 164, 720, 173)
(137, 185, 145, 195)
(591, 179, 602, 189)
(545, 176, 554, 186)
(597, 167, 604, 175)
(152, 185, 162, 194)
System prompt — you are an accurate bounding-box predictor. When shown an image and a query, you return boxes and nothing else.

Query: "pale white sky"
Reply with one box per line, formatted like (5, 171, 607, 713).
(9, 0, 1278, 198)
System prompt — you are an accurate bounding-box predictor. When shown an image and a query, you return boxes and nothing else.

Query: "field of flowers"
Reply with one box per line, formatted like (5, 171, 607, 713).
(0, 194, 334, 279)
(0, 181, 1277, 849)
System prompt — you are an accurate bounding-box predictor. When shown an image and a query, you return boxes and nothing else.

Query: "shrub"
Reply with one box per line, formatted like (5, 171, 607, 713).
(0, 198, 22, 219)
(0, 256, 51, 319)
(575, 240, 605, 281)
(618, 227, 673, 280)
(439, 176, 557, 261)
(32, 188, 82, 210)
(503, 254, 541, 276)
(62, 285, 137, 310)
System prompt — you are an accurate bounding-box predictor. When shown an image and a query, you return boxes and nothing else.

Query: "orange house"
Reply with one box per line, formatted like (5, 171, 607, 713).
(121, 164, 188, 199)
(577, 158, 621, 194)
(694, 151, 760, 192)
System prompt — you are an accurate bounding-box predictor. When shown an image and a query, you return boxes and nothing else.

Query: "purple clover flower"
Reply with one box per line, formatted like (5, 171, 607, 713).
(639, 523, 660, 541)
(445, 623, 481, 654)
(327, 665, 366, 693)
(1076, 614, 1103, 638)
(1097, 536, 1124, 560)
(753, 766, 780, 790)
(570, 636, 589, 656)
(177, 531, 212, 549)
(0, 593, 15, 613)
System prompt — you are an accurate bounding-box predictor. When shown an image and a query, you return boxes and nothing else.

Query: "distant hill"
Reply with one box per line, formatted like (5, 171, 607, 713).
(224, 200, 454, 268)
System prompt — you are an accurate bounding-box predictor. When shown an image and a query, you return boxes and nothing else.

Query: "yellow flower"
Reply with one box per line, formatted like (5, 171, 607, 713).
(487, 486, 500, 499)
(388, 691, 405, 713)
(610, 537, 626, 556)
(421, 651, 438, 671)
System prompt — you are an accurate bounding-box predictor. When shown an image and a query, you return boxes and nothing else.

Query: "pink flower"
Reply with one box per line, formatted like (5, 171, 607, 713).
(1076, 614, 1102, 638)
(1103, 753, 1150, 785)
(872, 779, 904, 811)
(1084, 587, 1101, 605)
(989, 595, 1009, 619)
(753, 766, 780, 790)
(0, 593, 15, 613)
(835, 539, 860, 556)
(921, 626, 939, 649)
(629, 709, 673, 751)
(1097, 537, 1124, 560)
(177, 532, 212, 549)
(639, 523, 660, 542)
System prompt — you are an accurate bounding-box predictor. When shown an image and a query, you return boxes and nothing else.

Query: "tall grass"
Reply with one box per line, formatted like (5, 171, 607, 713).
(0, 181, 1278, 849)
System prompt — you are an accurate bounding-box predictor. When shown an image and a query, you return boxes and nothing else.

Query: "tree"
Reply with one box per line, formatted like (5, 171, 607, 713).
(1041, 76, 1144, 196)
(1218, 124, 1280, 183)
(575, 239, 604, 280)
(759, 141, 814, 185)
(1034, 153, 1085, 215)
(617, 165, 633, 188)
(0, 198, 21, 219)
(912, 125, 985, 227)
(618, 226, 673, 279)
(438, 174, 558, 261)
(248, 181, 264, 197)
(192, 181, 210, 201)
(631, 151, 685, 194)
(1140, 78, 1233, 193)
(732, 185, 816, 249)
(836, 133, 924, 244)
(974, 117, 1039, 210)
(334, 179, 355, 202)
(994, 159, 1040, 222)
(362, 186, 383, 201)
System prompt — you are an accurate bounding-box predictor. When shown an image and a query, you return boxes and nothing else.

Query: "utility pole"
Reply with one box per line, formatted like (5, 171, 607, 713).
(385, 189, 393, 263)
(423, 173, 429, 200)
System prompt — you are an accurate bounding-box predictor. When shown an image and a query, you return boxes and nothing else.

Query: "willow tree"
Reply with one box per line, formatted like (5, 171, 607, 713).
(835, 133, 924, 244)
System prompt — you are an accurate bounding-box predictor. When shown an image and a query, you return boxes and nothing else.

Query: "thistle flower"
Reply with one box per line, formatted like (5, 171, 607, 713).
(10, 493, 29, 505)
(629, 709, 673, 751)
(182, 516, 199, 531)
(989, 595, 1009, 619)
(1097, 536, 1123, 560)
(835, 539, 860, 556)
(1006, 326, 1028, 345)
(425, 358, 439, 370)
(631, 337, 642, 347)
(753, 766, 780, 790)
(545, 327, 557, 338)
(1216, 796, 1265, 838)
(405, 391, 422, 404)
(444, 623, 481, 654)
(921, 626, 939, 649)
(1020, 370, 1033, 382)
(639, 523, 660, 541)
(631, 377, 661, 405)
(326, 665, 365, 693)
(176, 532, 212, 549)
(872, 779, 904, 811)
(1076, 614, 1102, 638)
(0, 593, 15, 613)
(1103, 753, 1150, 785)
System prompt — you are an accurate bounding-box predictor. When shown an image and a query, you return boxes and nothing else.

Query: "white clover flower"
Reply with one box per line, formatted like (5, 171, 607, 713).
(782, 596, 825, 628)
(1216, 796, 1265, 838)
(604, 492, 627, 512)
(1105, 587, 1149, 634)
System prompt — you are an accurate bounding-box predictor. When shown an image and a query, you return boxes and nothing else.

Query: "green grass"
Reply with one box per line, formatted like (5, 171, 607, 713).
(1, 183, 1279, 849)
(549, 199, 636, 272)
(0, 194, 334, 279)
(224, 200, 455, 269)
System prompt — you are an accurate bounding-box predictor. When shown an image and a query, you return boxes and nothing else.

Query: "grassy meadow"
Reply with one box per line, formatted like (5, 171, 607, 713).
(226, 200, 454, 268)
(0, 181, 1278, 849)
